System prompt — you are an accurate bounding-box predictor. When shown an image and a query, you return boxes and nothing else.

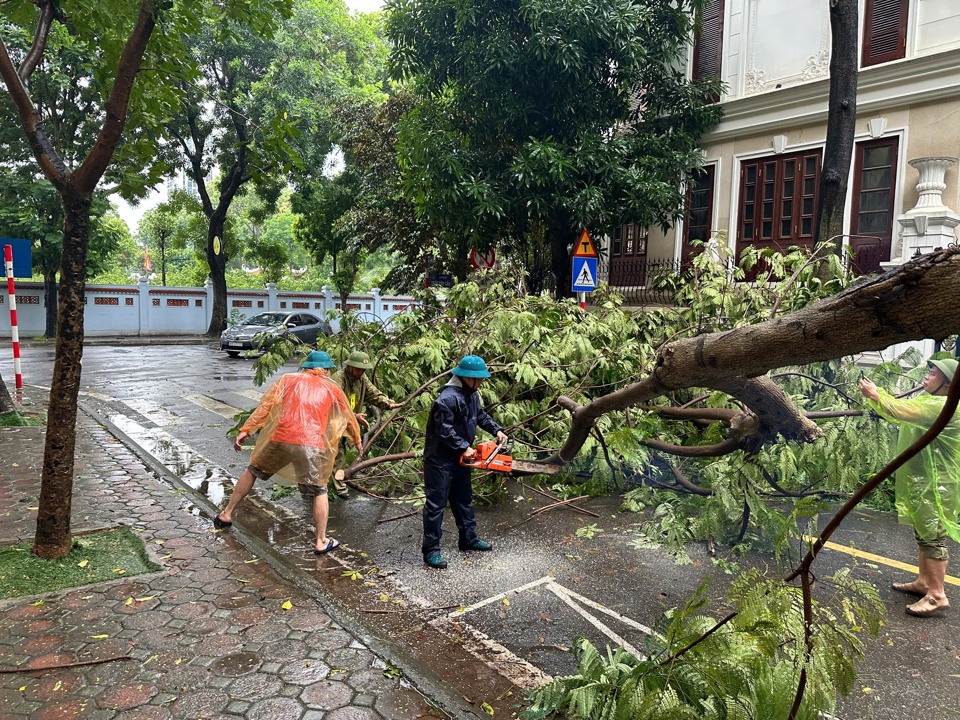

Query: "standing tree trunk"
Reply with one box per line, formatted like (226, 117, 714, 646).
(815, 0, 859, 268)
(34, 190, 92, 557)
(43, 271, 57, 338)
(159, 234, 167, 286)
(549, 218, 575, 299)
(206, 214, 228, 337)
(0, 0, 158, 558)
(0, 371, 17, 415)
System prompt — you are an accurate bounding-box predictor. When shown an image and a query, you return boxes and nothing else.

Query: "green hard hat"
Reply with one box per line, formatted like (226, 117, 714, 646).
(928, 357, 958, 382)
(345, 351, 373, 369)
(301, 350, 336, 370)
(451, 355, 490, 379)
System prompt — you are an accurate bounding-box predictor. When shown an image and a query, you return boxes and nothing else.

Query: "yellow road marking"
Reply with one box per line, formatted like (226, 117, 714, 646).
(804, 536, 960, 587)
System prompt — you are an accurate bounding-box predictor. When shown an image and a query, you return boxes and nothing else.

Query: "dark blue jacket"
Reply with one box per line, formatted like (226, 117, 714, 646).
(424, 381, 501, 461)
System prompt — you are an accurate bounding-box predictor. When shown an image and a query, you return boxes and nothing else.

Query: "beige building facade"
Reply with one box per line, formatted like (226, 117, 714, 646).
(604, 0, 960, 288)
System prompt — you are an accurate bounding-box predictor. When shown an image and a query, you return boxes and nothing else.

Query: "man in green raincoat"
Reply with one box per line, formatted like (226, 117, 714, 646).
(859, 357, 960, 617)
(329, 351, 402, 498)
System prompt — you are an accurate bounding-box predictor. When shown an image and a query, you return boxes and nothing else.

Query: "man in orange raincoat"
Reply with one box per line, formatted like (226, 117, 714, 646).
(214, 351, 362, 554)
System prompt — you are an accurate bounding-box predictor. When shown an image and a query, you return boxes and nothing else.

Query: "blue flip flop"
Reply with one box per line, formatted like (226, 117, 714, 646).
(314, 538, 341, 555)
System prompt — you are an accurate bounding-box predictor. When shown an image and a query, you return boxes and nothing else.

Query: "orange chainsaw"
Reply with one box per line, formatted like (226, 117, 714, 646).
(459, 440, 561, 476)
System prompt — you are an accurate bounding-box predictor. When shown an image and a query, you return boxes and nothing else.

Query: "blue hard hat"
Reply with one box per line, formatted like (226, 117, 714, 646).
(301, 350, 336, 370)
(451, 355, 490, 378)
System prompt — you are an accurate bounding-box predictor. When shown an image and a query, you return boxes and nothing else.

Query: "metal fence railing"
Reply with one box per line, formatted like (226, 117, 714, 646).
(596, 245, 893, 307)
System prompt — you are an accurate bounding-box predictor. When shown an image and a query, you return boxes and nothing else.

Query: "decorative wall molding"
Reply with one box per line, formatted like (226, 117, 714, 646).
(867, 117, 888, 137)
(745, 67, 767, 94)
(801, 50, 830, 80)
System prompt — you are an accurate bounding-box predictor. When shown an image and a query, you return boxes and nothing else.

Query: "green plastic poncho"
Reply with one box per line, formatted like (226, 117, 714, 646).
(868, 390, 960, 542)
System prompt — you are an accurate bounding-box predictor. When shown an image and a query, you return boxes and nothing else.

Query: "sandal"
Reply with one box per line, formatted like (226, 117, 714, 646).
(213, 514, 232, 529)
(906, 596, 950, 618)
(891, 581, 925, 597)
(314, 538, 341, 555)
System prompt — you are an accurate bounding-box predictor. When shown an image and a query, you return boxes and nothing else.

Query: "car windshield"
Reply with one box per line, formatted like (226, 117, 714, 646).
(245, 313, 288, 326)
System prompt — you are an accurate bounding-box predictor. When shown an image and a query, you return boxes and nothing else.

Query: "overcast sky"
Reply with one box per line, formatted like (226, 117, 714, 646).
(114, 0, 385, 235)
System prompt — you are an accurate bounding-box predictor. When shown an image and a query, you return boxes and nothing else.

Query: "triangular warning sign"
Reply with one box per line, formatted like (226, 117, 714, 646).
(574, 260, 595, 288)
(573, 229, 598, 257)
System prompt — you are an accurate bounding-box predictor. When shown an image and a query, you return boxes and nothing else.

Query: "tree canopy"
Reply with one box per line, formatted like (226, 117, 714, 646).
(386, 0, 723, 293)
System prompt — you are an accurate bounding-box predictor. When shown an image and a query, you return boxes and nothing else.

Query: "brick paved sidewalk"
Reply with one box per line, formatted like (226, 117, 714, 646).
(0, 410, 447, 719)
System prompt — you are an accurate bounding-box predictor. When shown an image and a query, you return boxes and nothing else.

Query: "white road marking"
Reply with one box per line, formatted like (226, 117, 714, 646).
(123, 397, 181, 426)
(449, 575, 553, 617)
(183, 393, 241, 418)
(548, 582, 640, 656)
(235, 388, 263, 401)
(431, 615, 553, 690)
(443, 575, 656, 688)
(550, 583, 656, 636)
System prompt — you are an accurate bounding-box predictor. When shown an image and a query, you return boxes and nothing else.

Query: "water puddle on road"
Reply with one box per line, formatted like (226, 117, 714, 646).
(108, 413, 235, 506)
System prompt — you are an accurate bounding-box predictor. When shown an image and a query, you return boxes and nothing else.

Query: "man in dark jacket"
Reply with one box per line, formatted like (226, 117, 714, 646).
(422, 355, 507, 569)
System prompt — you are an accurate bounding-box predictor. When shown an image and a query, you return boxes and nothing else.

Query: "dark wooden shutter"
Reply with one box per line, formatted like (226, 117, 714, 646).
(692, 0, 724, 83)
(863, 0, 908, 67)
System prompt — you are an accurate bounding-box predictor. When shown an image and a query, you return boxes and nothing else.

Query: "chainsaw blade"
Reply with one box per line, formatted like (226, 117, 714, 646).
(510, 460, 562, 476)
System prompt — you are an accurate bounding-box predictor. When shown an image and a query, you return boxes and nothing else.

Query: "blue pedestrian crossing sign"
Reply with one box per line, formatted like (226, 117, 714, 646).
(571, 256, 598, 292)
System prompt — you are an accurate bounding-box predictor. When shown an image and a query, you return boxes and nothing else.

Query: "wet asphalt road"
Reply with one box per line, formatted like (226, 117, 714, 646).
(5, 342, 960, 718)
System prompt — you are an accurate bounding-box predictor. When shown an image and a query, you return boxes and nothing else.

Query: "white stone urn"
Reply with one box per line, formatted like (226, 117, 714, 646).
(905, 156, 957, 215)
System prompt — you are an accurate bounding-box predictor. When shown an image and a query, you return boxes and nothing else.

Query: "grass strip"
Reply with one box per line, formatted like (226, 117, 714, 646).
(0, 525, 160, 600)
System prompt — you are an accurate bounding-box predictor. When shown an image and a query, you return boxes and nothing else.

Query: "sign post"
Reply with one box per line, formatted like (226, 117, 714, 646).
(469, 246, 496, 270)
(3, 244, 22, 391)
(571, 229, 598, 308)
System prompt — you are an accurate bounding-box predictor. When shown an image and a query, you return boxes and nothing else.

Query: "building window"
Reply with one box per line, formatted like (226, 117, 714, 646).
(736, 149, 822, 265)
(862, 0, 908, 68)
(682, 165, 715, 263)
(609, 223, 648, 286)
(692, 0, 724, 89)
(849, 137, 899, 275)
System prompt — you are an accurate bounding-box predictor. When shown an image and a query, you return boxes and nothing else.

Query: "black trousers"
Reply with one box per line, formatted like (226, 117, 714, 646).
(421, 454, 479, 558)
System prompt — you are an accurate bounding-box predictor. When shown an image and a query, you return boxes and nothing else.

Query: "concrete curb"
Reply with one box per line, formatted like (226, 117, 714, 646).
(20, 336, 214, 348)
(79, 397, 483, 720)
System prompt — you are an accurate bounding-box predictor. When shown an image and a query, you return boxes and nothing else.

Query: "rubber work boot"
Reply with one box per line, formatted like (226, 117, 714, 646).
(424, 554, 448, 569)
(459, 539, 493, 552)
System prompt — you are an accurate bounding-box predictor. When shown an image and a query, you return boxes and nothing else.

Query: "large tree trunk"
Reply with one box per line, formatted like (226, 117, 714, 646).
(205, 214, 228, 337)
(0, 371, 16, 414)
(0, 0, 158, 560)
(43, 271, 57, 338)
(555, 248, 960, 464)
(549, 218, 575, 299)
(33, 190, 91, 558)
(815, 0, 858, 265)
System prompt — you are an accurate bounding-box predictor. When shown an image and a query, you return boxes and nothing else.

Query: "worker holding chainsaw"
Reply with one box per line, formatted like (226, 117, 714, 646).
(422, 355, 507, 569)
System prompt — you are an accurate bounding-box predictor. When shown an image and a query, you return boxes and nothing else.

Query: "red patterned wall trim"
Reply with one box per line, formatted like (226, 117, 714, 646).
(195, 299, 202, 307)
(125, 297, 134, 306)
(19, 295, 40, 304)
(232, 300, 252, 308)
(167, 299, 188, 307)
(152, 299, 160, 306)
(292, 302, 309, 309)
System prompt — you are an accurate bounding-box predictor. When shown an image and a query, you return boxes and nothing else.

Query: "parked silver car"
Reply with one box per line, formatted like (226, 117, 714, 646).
(219, 311, 332, 357)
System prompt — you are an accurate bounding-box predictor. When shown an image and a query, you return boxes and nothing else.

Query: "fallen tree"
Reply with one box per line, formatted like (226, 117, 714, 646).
(553, 247, 959, 464)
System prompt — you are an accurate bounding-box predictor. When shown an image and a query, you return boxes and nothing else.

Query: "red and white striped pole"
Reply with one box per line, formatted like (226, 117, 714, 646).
(3, 244, 22, 390)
